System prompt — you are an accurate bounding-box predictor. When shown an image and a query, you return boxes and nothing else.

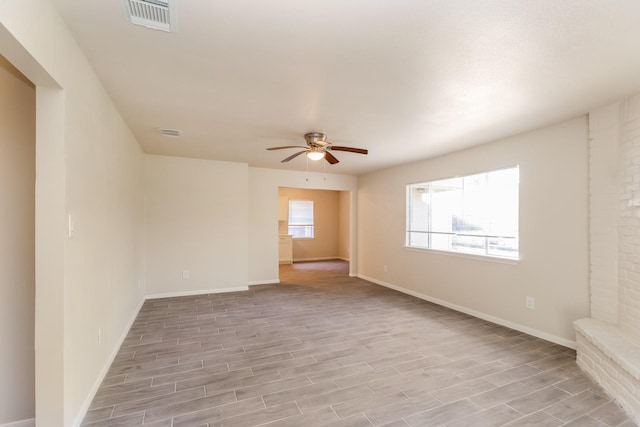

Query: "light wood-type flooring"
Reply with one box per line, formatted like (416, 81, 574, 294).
(82, 260, 637, 426)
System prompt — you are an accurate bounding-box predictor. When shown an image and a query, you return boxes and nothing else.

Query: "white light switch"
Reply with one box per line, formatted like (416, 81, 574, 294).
(68, 214, 75, 238)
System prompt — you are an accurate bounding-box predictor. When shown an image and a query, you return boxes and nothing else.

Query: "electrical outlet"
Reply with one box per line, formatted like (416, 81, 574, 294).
(182, 270, 190, 279)
(525, 296, 535, 310)
(383, 265, 388, 273)
(97, 328, 101, 345)
(138, 279, 142, 289)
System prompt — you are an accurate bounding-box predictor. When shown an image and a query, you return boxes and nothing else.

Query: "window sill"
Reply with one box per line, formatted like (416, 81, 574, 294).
(403, 245, 520, 265)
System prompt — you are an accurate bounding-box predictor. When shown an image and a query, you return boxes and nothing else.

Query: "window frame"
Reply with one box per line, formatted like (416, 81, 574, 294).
(288, 199, 315, 239)
(405, 166, 520, 261)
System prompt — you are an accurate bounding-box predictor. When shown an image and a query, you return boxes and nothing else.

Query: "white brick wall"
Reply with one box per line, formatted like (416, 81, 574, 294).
(589, 103, 620, 323)
(576, 328, 640, 423)
(577, 94, 640, 425)
(587, 96, 640, 334)
(618, 99, 640, 336)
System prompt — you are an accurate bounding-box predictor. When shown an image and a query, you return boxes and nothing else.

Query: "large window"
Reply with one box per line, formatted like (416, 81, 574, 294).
(288, 200, 314, 238)
(406, 166, 519, 259)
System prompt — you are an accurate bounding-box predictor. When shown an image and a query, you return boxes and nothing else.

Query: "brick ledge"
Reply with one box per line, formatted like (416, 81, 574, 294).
(574, 318, 640, 380)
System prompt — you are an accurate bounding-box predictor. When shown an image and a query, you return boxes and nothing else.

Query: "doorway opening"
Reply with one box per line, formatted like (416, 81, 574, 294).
(277, 187, 352, 282)
(0, 53, 36, 426)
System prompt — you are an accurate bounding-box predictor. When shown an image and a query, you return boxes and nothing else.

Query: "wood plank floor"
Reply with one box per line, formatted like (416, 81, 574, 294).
(82, 260, 636, 426)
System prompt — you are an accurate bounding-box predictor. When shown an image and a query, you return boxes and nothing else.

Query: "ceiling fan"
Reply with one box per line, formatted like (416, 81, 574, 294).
(266, 132, 368, 164)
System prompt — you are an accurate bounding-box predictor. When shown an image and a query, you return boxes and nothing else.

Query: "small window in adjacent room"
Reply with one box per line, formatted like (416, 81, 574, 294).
(288, 200, 314, 238)
(406, 166, 519, 259)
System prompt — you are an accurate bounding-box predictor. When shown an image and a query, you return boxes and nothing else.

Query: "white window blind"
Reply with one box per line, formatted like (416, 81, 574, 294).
(288, 200, 314, 238)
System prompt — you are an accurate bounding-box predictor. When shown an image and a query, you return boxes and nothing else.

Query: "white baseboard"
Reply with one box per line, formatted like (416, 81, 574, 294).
(358, 274, 576, 350)
(145, 286, 249, 299)
(0, 418, 35, 427)
(292, 256, 344, 262)
(71, 297, 146, 427)
(249, 280, 279, 286)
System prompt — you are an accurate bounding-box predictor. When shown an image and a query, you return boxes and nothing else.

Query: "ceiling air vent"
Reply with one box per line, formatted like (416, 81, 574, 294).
(123, 0, 177, 32)
(159, 128, 181, 138)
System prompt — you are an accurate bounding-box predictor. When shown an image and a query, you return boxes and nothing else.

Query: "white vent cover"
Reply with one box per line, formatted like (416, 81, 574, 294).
(159, 128, 181, 137)
(123, 0, 177, 32)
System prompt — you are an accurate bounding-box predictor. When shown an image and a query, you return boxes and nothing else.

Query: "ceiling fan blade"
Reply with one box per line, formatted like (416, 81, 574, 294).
(329, 146, 368, 155)
(281, 150, 307, 162)
(267, 145, 308, 150)
(324, 151, 339, 164)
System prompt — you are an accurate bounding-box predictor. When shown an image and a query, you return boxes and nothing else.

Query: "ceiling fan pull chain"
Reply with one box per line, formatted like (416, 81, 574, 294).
(305, 156, 309, 181)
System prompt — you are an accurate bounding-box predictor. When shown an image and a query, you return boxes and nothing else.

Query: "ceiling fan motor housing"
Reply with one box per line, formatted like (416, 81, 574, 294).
(304, 132, 328, 147)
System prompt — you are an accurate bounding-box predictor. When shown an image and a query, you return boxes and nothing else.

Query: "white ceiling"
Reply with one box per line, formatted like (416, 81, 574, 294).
(51, 0, 640, 175)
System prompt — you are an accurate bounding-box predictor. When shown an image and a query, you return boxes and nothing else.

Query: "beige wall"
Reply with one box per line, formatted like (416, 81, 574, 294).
(357, 117, 589, 345)
(144, 155, 249, 296)
(249, 168, 358, 284)
(0, 55, 35, 425)
(338, 191, 351, 261)
(0, 2, 147, 425)
(279, 188, 342, 261)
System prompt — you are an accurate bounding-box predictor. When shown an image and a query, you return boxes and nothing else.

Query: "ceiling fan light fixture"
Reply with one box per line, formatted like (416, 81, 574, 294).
(306, 149, 325, 161)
